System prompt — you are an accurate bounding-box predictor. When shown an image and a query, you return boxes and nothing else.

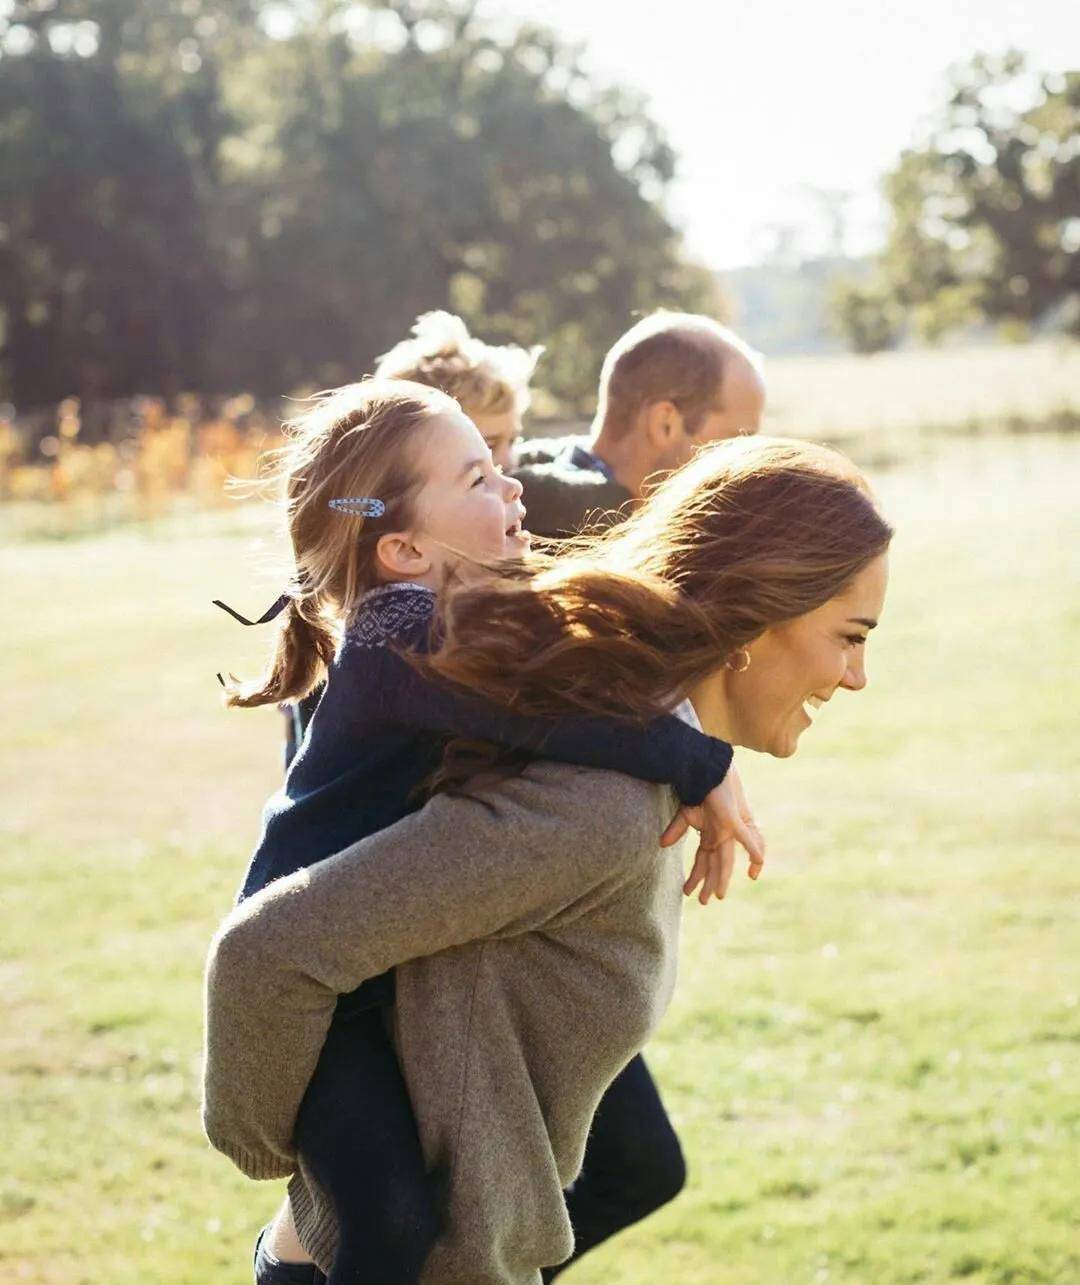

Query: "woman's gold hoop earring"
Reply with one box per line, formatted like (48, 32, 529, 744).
(726, 648, 752, 673)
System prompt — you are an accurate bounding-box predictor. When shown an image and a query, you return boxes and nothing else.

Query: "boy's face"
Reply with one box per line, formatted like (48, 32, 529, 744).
(470, 408, 523, 473)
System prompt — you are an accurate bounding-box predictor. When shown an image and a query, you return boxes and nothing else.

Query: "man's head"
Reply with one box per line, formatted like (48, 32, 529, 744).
(592, 312, 766, 493)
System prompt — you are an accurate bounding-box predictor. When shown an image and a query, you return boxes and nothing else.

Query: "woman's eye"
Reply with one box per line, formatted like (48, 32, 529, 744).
(845, 634, 867, 648)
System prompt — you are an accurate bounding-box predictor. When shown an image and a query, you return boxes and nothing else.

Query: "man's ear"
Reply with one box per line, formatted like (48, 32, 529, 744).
(375, 531, 431, 580)
(642, 399, 685, 450)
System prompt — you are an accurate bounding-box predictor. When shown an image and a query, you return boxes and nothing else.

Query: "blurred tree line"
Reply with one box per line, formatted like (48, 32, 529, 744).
(0, 0, 718, 418)
(832, 52, 1079, 353)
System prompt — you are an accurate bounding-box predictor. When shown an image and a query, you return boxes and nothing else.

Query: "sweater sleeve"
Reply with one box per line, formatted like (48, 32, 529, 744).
(378, 648, 732, 806)
(202, 763, 660, 1180)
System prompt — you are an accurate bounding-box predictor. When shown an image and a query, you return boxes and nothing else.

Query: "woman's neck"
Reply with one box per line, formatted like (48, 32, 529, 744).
(686, 677, 739, 745)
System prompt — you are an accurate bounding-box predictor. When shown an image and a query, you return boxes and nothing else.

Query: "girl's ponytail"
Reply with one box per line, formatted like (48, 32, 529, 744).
(217, 378, 456, 711)
(223, 596, 337, 709)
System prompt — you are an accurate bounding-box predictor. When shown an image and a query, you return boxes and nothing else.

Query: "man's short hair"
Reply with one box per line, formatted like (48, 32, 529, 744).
(597, 311, 761, 439)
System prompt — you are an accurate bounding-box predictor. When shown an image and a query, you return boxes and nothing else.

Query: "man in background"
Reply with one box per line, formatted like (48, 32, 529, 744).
(513, 310, 766, 537)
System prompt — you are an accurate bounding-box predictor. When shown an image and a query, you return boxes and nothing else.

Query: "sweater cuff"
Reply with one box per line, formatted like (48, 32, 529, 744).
(673, 737, 734, 806)
(203, 1124, 296, 1181)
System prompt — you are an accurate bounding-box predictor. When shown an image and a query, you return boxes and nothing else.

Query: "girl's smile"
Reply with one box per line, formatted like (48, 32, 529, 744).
(375, 410, 531, 586)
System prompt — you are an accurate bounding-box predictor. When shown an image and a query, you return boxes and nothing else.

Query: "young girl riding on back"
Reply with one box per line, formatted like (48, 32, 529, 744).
(211, 378, 762, 1285)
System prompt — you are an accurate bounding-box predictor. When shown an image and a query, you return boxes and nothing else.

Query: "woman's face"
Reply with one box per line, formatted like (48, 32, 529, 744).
(690, 553, 889, 757)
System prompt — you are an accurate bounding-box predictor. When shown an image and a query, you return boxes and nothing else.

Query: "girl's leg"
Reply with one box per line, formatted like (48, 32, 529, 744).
(255, 1201, 325, 1285)
(265, 1198, 315, 1265)
(295, 1006, 439, 1285)
(543, 1053, 686, 1281)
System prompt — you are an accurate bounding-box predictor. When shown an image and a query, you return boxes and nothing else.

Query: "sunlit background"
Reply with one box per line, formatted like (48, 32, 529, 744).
(488, 0, 1080, 268)
(2, 2, 1078, 1282)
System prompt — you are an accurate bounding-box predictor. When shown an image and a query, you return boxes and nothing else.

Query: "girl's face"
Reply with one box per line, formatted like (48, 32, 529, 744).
(690, 553, 889, 757)
(379, 411, 529, 585)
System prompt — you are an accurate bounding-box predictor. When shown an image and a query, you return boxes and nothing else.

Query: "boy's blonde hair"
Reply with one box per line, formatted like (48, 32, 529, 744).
(375, 312, 542, 418)
(225, 378, 458, 709)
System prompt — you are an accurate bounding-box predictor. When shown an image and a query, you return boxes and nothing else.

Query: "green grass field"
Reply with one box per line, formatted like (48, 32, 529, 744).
(764, 341, 1080, 439)
(2, 432, 1078, 1283)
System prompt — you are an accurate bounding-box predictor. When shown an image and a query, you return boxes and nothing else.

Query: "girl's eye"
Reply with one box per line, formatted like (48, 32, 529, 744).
(470, 472, 486, 488)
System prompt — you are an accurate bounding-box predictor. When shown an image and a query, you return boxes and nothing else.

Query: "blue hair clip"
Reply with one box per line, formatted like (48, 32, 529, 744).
(328, 496, 386, 519)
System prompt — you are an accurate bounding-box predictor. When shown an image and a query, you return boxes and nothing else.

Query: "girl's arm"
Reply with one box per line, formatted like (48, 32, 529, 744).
(202, 763, 660, 1180)
(378, 646, 732, 806)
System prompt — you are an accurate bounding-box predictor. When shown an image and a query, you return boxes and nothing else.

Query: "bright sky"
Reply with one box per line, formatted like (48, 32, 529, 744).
(486, 0, 1080, 269)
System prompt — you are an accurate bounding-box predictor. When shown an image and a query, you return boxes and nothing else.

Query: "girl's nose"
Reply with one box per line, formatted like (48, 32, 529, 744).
(502, 471, 524, 503)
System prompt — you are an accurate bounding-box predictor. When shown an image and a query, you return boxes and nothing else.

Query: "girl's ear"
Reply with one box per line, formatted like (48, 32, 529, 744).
(375, 530, 432, 579)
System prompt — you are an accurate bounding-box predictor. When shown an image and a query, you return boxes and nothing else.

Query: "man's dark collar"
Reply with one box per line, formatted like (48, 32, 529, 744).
(567, 442, 618, 484)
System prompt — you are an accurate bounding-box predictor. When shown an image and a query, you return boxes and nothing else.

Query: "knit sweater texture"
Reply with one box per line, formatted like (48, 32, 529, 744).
(252, 583, 728, 905)
(203, 761, 687, 1282)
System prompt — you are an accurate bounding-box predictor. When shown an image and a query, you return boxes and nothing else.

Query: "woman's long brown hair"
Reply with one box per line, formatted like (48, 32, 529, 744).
(426, 436, 893, 725)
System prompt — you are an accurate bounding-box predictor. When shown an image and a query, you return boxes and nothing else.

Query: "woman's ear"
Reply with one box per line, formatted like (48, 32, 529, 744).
(375, 531, 432, 580)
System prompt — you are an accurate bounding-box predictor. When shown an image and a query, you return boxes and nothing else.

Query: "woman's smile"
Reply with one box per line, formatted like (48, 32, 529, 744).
(800, 694, 827, 725)
(688, 552, 888, 758)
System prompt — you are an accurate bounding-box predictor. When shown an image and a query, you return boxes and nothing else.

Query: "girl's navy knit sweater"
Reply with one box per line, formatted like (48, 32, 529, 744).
(240, 582, 733, 907)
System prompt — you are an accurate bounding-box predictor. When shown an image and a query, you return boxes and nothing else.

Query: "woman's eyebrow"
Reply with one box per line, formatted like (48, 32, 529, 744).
(848, 617, 878, 629)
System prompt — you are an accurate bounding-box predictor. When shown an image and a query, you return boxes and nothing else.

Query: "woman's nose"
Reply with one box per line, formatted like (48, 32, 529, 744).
(841, 652, 868, 692)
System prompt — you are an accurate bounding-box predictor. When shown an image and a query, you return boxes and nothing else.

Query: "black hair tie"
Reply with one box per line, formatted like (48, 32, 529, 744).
(211, 593, 292, 627)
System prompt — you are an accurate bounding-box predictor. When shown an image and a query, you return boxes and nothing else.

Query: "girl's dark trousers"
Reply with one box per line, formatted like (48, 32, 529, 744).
(259, 1009, 683, 1284)
(291, 1005, 440, 1285)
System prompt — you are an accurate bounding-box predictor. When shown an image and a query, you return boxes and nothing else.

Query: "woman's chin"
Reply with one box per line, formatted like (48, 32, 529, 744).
(765, 727, 803, 759)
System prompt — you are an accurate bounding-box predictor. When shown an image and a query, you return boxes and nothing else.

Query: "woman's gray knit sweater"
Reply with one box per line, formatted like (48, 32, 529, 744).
(202, 761, 686, 1283)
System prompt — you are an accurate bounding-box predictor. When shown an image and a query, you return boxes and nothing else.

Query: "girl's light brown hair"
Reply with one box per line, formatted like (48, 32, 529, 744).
(426, 436, 893, 724)
(224, 378, 459, 709)
(375, 311, 542, 417)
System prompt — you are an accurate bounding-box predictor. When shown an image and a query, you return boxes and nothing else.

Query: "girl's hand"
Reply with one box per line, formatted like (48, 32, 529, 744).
(659, 763, 765, 904)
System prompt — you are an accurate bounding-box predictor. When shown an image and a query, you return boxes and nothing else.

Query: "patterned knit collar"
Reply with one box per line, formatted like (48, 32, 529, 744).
(347, 582, 436, 650)
(359, 581, 436, 606)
